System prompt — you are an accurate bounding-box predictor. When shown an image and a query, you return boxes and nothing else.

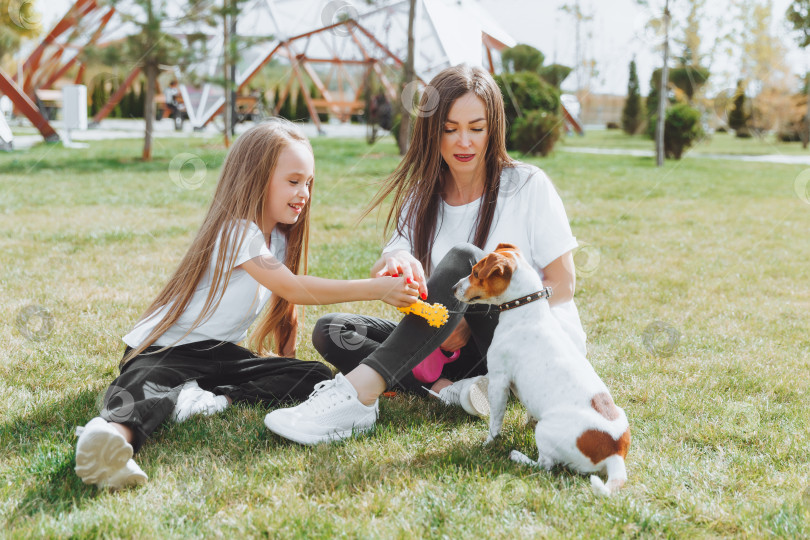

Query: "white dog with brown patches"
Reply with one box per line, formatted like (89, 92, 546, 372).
(453, 243, 631, 496)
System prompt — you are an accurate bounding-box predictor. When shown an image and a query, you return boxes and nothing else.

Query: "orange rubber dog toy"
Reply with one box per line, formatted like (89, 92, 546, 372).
(397, 299, 449, 328)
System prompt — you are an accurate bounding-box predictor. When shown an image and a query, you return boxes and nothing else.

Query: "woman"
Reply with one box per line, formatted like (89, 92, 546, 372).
(264, 65, 586, 445)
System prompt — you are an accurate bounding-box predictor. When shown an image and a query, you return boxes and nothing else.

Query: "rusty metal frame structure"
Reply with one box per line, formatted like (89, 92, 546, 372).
(10, 0, 520, 138)
(85, 17, 406, 131)
(212, 18, 408, 133)
(191, 0, 516, 131)
(1, 0, 115, 142)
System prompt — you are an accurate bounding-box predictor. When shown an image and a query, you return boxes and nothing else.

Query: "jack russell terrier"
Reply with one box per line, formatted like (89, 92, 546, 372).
(453, 243, 630, 496)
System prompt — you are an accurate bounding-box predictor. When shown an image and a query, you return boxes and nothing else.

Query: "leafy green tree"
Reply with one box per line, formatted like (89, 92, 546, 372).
(105, 0, 209, 160)
(294, 92, 310, 122)
(0, 0, 41, 60)
(645, 69, 666, 139)
(397, 0, 417, 155)
(89, 75, 109, 117)
(787, 0, 810, 147)
(276, 84, 294, 120)
(622, 59, 644, 135)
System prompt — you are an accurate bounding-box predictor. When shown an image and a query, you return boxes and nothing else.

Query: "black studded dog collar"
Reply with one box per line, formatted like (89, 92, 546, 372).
(498, 287, 553, 312)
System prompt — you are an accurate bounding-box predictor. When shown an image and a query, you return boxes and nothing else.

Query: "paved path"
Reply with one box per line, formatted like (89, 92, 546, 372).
(4, 118, 372, 150)
(559, 145, 810, 166)
(7, 120, 810, 167)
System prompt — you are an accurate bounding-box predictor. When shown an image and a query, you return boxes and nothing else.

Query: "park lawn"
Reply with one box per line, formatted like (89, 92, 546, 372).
(562, 127, 810, 157)
(1, 134, 809, 538)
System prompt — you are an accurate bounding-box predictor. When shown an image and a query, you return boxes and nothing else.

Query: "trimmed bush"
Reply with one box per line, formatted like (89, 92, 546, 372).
(495, 71, 561, 151)
(777, 119, 804, 142)
(651, 103, 704, 159)
(510, 109, 562, 156)
(734, 127, 753, 138)
(538, 63, 572, 88)
(728, 80, 749, 135)
(501, 44, 545, 74)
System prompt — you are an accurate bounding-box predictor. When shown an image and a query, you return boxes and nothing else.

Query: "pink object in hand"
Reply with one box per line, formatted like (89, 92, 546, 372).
(412, 348, 460, 383)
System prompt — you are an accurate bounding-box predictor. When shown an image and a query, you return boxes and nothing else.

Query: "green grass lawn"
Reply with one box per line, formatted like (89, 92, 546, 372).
(562, 127, 810, 157)
(2, 134, 810, 538)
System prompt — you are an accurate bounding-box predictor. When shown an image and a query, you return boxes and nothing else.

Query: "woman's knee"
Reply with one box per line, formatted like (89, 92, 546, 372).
(311, 313, 343, 356)
(445, 243, 481, 264)
(430, 243, 483, 284)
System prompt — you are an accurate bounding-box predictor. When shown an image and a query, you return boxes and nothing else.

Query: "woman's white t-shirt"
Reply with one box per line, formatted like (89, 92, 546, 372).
(123, 221, 285, 348)
(383, 163, 586, 354)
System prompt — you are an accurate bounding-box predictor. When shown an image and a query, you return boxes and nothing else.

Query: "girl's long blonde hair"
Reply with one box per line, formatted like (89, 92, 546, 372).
(123, 119, 311, 363)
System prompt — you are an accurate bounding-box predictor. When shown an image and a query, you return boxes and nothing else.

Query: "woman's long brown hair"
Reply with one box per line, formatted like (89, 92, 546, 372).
(122, 119, 311, 363)
(363, 64, 515, 271)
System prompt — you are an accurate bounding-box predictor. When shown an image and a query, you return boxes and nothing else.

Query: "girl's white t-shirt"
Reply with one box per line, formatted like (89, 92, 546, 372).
(123, 220, 285, 348)
(383, 163, 587, 354)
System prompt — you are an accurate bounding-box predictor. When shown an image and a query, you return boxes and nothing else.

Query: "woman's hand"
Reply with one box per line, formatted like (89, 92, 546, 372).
(371, 250, 428, 300)
(375, 275, 420, 308)
(440, 318, 472, 351)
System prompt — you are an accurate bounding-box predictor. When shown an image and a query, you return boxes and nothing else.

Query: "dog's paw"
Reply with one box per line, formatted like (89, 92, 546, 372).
(484, 433, 498, 446)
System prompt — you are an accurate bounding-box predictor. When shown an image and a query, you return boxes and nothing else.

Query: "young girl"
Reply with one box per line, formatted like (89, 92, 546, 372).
(265, 65, 586, 445)
(74, 120, 419, 489)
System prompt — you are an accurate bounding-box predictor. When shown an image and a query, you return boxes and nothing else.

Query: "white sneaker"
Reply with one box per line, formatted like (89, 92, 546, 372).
(432, 376, 490, 417)
(74, 417, 147, 489)
(172, 380, 229, 422)
(264, 374, 378, 445)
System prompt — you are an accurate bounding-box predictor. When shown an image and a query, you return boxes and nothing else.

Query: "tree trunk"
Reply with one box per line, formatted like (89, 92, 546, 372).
(656, 0, 670, 167)
(142, 0, 157, 161)
(142, 64, 158, 161)
(398, 0, 417, 155)
(223, 8, 231, 148)
(230, 2, 237, 137)
(804, 72, 810, 150)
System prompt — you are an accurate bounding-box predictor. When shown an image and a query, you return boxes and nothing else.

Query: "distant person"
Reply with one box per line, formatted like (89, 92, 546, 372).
(164, 80, 183, 131)
(73, 120, 419, 489)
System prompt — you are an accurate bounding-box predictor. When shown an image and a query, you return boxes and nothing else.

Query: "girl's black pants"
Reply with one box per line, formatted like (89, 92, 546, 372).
(99, 340, 331, 452)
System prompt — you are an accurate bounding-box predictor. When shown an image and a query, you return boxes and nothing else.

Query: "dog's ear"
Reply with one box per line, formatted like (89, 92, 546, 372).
(479, 252, 517, 281)
(495, 242, 519, 253)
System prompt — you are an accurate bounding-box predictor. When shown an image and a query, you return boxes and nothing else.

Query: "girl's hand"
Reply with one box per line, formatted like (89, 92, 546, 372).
(371, 250, 428, 300)
(440, 318, 471, 351)
(376, 276, 420, 307)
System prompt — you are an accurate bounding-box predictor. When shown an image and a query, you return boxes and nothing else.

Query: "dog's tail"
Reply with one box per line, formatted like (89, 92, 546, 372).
(590, 455, 627, 497)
